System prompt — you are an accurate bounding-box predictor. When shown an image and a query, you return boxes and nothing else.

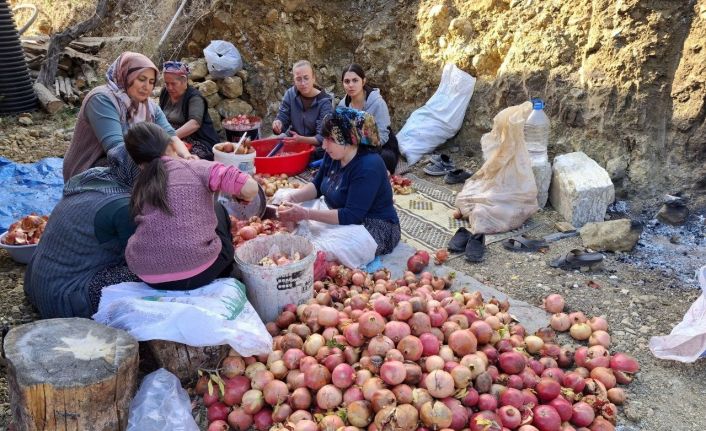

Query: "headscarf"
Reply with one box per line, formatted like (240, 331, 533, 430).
(162, 60, 190, 77)
(326, 107, 380, 147)
(64, 145, 140, 197)
(105, 51, 159, 125)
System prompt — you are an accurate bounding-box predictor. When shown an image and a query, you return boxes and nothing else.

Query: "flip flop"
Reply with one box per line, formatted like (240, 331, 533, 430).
(502, 235, 549, 252)
(549, 249, 604, 270)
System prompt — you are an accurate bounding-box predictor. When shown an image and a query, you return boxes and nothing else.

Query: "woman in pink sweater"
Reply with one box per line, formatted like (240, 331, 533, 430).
(123, 122, 258, 290)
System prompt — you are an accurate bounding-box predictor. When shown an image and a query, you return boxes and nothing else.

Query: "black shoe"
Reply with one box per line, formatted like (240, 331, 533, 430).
(465, 234, 485, 262)
(444, 169, 472, 184)
(423, 154, 456, 176)
(448, 227, 471, 253)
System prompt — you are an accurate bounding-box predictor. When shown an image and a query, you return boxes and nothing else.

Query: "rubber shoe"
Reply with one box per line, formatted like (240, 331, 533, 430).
(447, 227, 471, 253)
(423, 154, 455, 176)
(465, 234, 485, 262)
(444, 169, 472, 184)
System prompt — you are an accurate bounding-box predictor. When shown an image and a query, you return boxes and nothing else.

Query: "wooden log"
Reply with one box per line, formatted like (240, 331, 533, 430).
(63, 76, 79, 104)
(147, 340, 228, 384)
(34, 82, 65, 114)
(54, 80, 60, 97)
(4, 318, 139, 430)
(64, 46, 102, 64)
(81, 63, 99, 87)
(57, 76, 68, 100)
(69, 40, 105, 54)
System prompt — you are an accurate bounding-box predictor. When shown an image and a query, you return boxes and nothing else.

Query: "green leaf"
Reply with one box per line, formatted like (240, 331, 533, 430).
(207, 379, 214, 396)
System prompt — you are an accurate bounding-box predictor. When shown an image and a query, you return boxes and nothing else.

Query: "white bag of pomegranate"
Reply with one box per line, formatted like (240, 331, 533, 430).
(93, 278, 272, 357)
(294, 197, 377, 269)
(649, 266, 706, 362)
(397, 63, 476, 165)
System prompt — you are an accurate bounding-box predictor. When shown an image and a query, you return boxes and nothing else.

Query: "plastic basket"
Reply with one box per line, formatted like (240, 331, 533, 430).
(213, 142, 257, 174)
(250, 138, 314, 176)
(234, 233, 315, 323)
(0, 231, 37, 264)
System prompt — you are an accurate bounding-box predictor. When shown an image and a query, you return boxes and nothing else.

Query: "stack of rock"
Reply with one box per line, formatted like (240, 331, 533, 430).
(181, 57, 255, 135)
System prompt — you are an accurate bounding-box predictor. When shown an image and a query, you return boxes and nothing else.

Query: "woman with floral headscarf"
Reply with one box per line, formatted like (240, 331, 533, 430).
(26, 145, 142, 318)
(63, 51, 194, 182)
(278, 107, 400, 255)
(159, 60, 220, 160)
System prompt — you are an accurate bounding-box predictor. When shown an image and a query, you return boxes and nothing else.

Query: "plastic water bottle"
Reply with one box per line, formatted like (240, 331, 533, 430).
(524, 98, 550, 154)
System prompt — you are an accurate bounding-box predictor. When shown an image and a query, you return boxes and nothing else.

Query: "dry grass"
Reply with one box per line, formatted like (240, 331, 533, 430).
(8, 0, 96, 35)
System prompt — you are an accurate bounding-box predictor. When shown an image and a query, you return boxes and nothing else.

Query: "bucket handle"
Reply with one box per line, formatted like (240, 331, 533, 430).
(12, 4, 39, 35)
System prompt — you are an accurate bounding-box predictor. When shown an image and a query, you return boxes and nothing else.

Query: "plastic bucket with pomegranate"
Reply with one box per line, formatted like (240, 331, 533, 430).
(250, 138, 314, 176)
(222, 115, 261, 142)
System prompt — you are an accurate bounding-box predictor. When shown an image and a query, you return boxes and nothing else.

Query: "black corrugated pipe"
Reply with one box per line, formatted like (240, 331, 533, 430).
(0, 0, 36, 114)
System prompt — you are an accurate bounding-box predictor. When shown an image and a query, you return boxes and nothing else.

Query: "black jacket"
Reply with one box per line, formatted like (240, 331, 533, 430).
(159, 86, 220, 147)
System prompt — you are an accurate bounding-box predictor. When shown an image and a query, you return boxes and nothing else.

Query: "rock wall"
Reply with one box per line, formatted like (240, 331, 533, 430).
(187, 0, 703, 198)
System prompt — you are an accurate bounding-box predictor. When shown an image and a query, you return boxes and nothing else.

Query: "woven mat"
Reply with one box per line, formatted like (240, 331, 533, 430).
(293, 170, 541, 252)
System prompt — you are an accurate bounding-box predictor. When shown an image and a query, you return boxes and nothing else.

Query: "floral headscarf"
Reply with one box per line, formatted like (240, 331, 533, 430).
(162, 60, 190, 77)
(326, 107, 380, 147)
(105, 52, 159, 125)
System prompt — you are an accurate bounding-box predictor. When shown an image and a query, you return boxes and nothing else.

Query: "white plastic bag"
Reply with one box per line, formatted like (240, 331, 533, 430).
(127, 369, 198, 431)
(203, 40, 243, 79)
(455, 102, 539, 234)
(397, 64, 476, 165)
(649, 266, 706, 362)
(93, 278, 272, 357)
(295, 197, 377, 268)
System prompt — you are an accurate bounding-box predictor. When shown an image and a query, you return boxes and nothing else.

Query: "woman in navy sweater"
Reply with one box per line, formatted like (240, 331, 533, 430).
(278, 107, 400, 255)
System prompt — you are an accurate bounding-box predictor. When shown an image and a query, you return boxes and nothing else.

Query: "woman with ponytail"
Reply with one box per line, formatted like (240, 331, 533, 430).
(124, 122, 258, 290)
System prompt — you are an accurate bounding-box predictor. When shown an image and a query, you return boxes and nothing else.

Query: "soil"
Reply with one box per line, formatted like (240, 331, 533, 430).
(1, 115, 705, 430)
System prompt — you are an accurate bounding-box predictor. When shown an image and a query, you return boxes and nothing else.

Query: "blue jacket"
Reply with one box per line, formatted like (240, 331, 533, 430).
(275, 86, 333, 145)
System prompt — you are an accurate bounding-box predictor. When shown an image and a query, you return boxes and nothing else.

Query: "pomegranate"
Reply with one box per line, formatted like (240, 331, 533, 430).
(380, 361, 407, 386)
(425, 370, 455, 398)
(207, 402, 230, 422)
(407, 254, 426, 274)
(550, 313, 571, 332)
(498, 351, 527, 375)
(359, 311, 386, 337)
(252, 407, 273, 431)
(569, 323, 592, 341)
(609, 352, 639, 373)
(397, 335, 423, 361)
(227, 407, 253, 431)
(316, 384, 343, 410)
(347, 400, 373, 427)
(532, 405, 561, 431)
(570, 402, 595, 427)
(543, 294, 565, 313)
(263, 380, 288, 406)
(535, 378, 561, 402)
(448, 329, 478, 356)
(498, 405, 522, 429)
(208, 420, 229, 431)
(420, 401, 453, 429)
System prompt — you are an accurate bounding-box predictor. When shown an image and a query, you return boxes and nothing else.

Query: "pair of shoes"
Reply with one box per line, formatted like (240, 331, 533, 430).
(444, 169, 472, 184)
(423, 154, 455, 176)
(447, 227, 485, 262)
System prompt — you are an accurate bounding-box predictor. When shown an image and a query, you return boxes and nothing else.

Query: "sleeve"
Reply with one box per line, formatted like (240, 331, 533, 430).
(84, 94, 127, 152)
(275, 88, 293, 131)
(337, 161, 384, 225)
(94, 197, 136, 248)
(208, 162, 250, 196)
(154, 105, 177, 136)
(314, 96, 334, 145)
(368, 96, 391, 145)
(311, 154, 331, 196)
(187, 95, 206, 125)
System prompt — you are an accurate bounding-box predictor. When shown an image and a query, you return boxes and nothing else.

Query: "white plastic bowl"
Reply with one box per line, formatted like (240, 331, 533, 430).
(0, 231, 38, 264)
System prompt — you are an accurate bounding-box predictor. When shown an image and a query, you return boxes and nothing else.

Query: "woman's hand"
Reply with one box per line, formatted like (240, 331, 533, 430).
(272, 119, 283, 134)
(278, 202, 310, 223)
(237, 177, 260, 202)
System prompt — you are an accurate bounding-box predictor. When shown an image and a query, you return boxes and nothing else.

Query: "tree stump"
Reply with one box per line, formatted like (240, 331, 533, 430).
(147, 340, 228, 384)
(4, 318, 139, 431)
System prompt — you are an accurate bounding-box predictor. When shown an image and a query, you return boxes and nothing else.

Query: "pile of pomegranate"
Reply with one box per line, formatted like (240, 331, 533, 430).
(2, 214, 48, 245)
(390, 176, 413, 195)
(197, 267, 638, 431)
(215, 142, 255, 155)
(224, 115, 261, 131)
(259, 252, 302, 267)
(229, 216, 291, 247)
(254, 174, 301, 198)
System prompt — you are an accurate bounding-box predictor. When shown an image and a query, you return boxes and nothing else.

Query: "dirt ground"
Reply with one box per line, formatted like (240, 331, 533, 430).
(1, 113, 705, 430)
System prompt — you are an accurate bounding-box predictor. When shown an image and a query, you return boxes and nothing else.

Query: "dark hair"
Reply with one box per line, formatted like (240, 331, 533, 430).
(124, 122, 173, 217)
(341, 63, 375, 96)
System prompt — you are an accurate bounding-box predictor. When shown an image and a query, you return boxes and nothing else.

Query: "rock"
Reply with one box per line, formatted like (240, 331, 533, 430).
(219, 76, 243, 99)
(17, 117, 32, 126)
(217, 98, 253, 118)
(656, 196, 689, 225)
(209, 108, 223, 132)
(580, 219, 642, 252)
(606, 155, 628, 181)
(187, 58, 208, 81)
(265, 8, 279, 24)
(530, 154, 552, 208)
(204, 92, 222, 108)
(549, 152, 615, 227)
(196, 79, 219, 97)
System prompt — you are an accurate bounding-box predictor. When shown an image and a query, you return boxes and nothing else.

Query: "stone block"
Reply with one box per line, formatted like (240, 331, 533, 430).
(217, 98, 253, 118)
(187, 58, 208, 81)
(549, 152, 615, 227)
(580, 219, 642, 252)
(219, 76, 243, 99)
(196, 79, 218, 97)
(530, 153, 551, 208)
(208, 108, 222, 132)
(204, 92, 221, 108)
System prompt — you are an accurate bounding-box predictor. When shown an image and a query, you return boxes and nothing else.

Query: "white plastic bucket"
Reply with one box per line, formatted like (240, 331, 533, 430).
(234, 233, 315, 323)
(213, 143, 256, 174)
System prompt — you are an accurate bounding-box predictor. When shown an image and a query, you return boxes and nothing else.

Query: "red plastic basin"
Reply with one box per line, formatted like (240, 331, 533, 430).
(250, 138, 314, 176)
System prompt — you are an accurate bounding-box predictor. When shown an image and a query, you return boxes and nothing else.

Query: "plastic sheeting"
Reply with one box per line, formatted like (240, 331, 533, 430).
(0, 157, 63, 233)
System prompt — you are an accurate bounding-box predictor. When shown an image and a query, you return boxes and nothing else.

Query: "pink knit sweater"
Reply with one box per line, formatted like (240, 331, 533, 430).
(126, 158, 249, 282)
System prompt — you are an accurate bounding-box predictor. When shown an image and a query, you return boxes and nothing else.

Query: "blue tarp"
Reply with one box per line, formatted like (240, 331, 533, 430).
(0, 156, 64, 233)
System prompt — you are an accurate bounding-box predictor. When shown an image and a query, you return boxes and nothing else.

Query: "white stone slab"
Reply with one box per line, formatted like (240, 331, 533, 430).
(530, 153, 552, 208)
(549, 152, 615, 227)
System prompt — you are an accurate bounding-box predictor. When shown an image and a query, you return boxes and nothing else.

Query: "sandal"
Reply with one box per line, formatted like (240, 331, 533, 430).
(502, 235, 549, 252)
(549, 249, 604, 270)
